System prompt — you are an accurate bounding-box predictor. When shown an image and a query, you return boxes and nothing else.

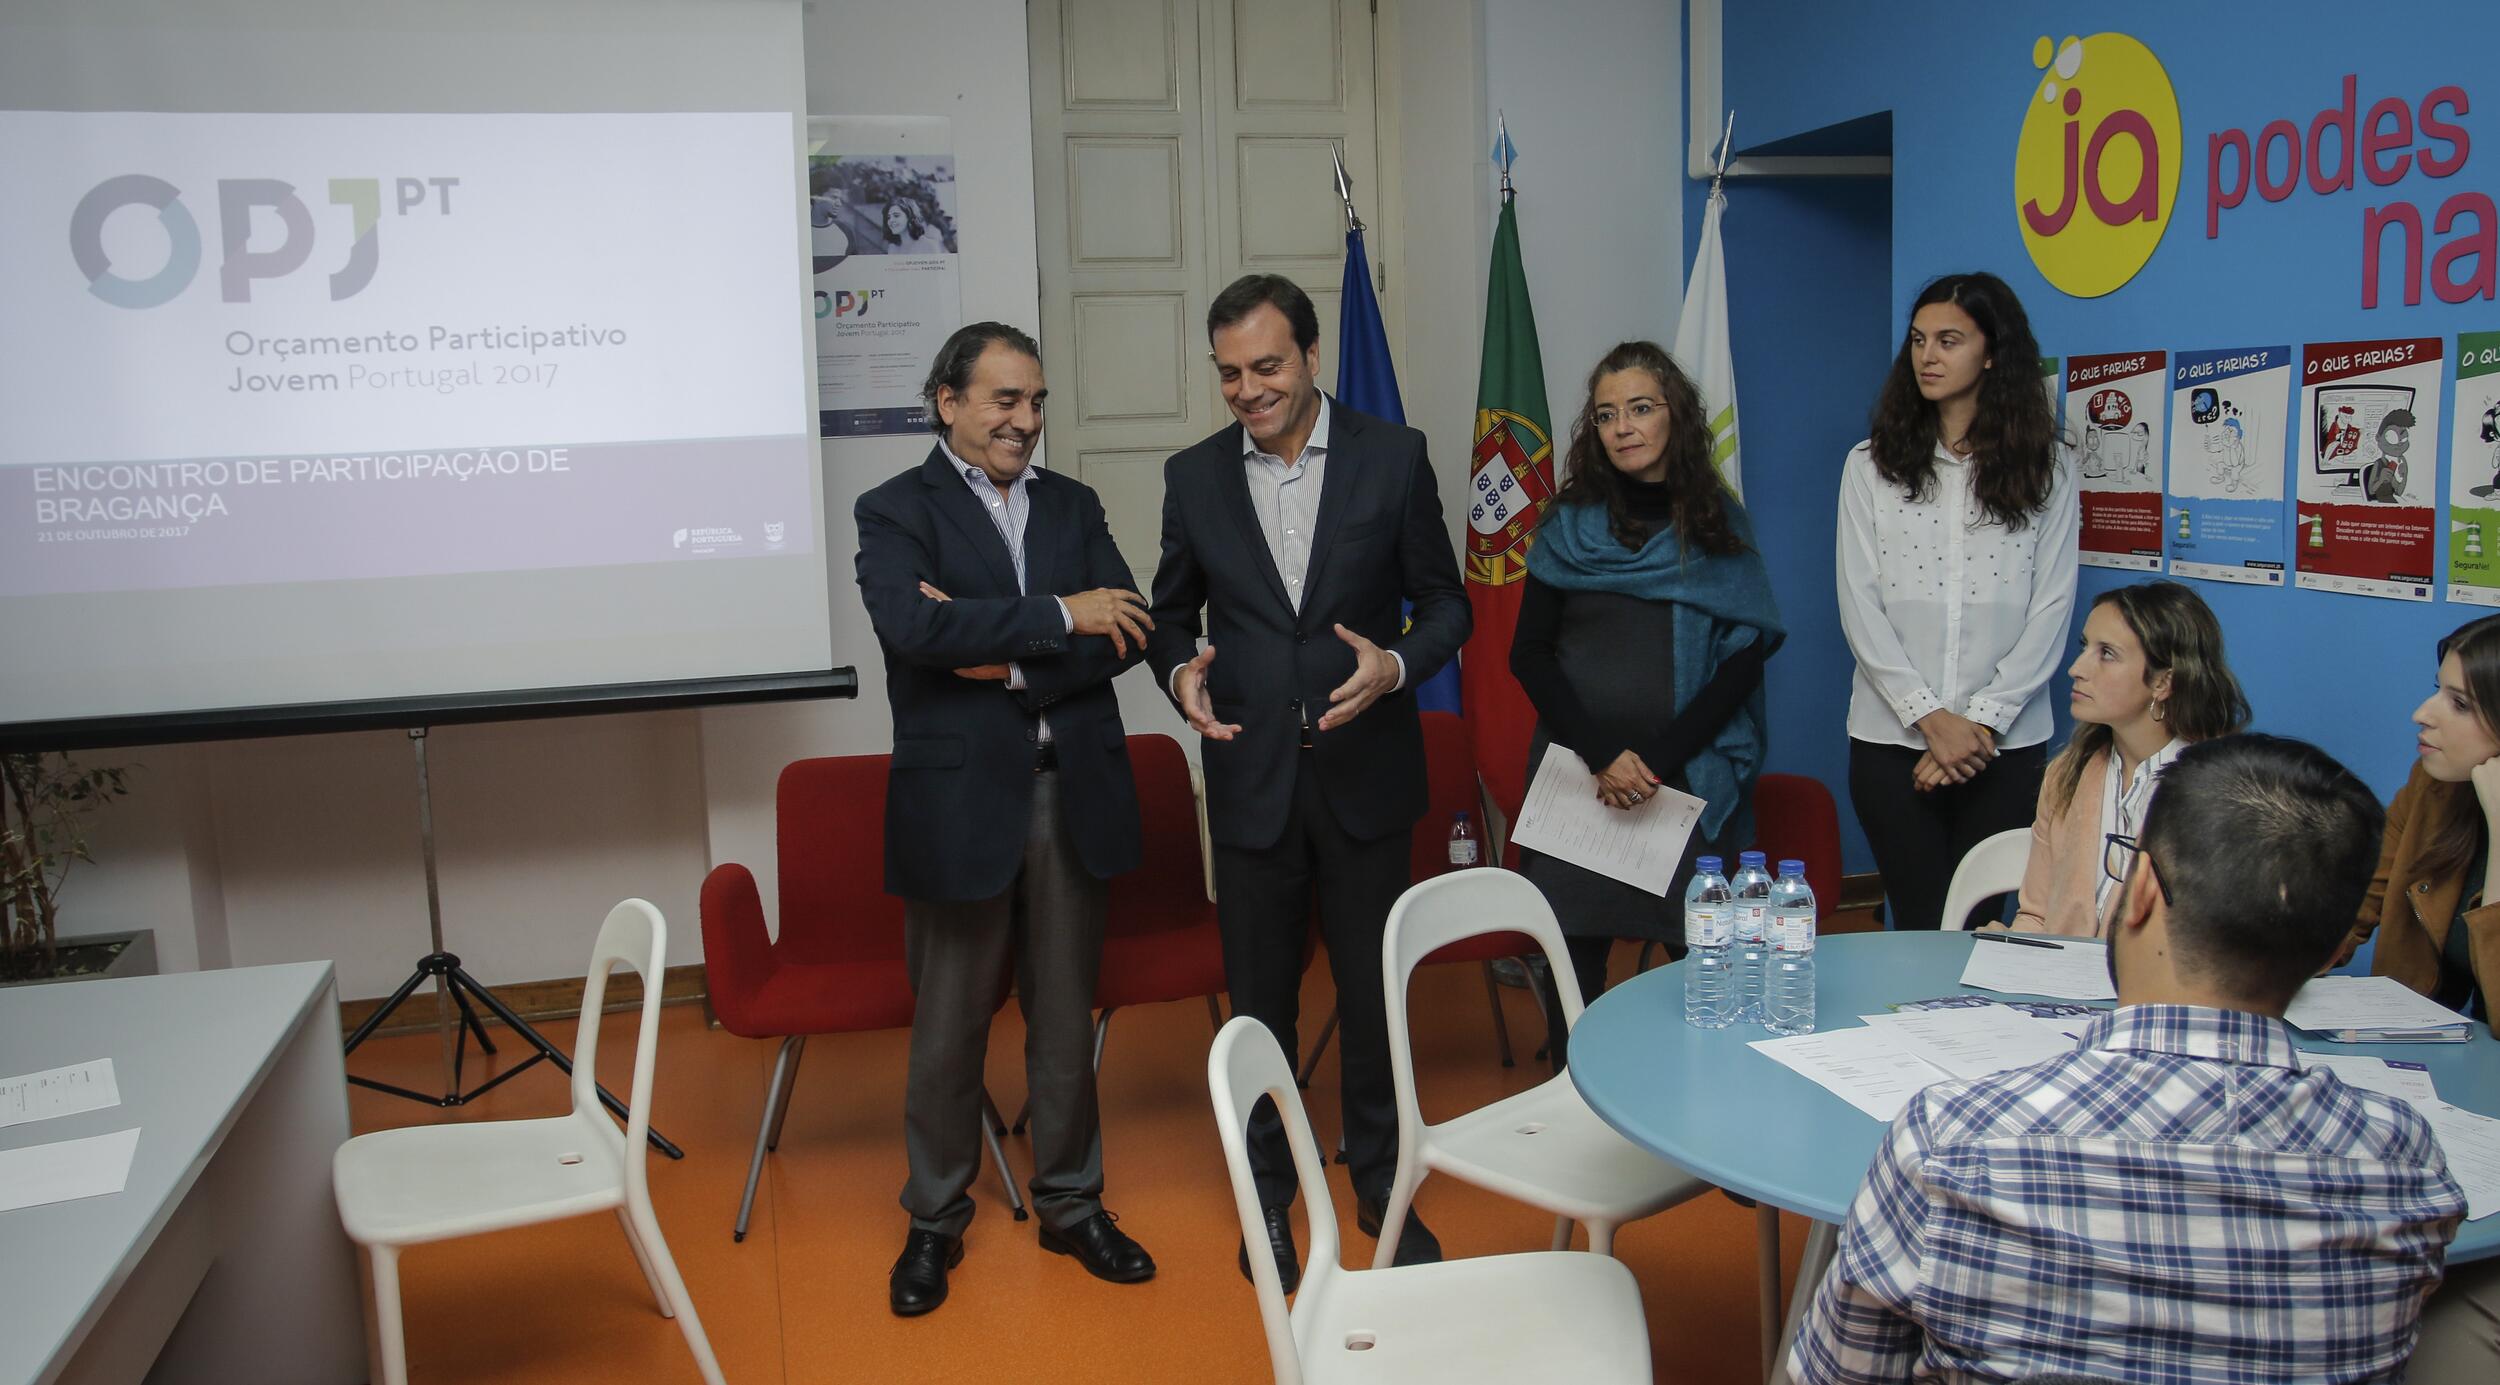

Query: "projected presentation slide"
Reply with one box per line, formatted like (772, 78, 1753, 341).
(0, 110, 816, 599)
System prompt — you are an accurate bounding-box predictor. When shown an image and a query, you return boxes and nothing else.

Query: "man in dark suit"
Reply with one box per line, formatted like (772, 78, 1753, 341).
(1146, 275, 1470, 1288)
(855, 322, 1158, 1316)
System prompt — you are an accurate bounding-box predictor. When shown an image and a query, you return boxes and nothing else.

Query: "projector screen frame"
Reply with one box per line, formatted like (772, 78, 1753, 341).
(0, 666, 857, 753)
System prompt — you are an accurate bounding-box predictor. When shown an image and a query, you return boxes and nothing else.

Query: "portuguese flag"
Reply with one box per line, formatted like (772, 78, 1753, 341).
(1462, 195, 1556, 824)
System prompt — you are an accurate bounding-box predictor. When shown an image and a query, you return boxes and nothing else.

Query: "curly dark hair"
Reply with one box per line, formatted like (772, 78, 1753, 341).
(1867, 272, 2060, 531)
(1553, 341, 1742, 555)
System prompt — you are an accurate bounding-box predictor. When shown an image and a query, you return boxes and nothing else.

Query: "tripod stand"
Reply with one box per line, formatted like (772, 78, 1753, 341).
(341, 727, 682, 1159)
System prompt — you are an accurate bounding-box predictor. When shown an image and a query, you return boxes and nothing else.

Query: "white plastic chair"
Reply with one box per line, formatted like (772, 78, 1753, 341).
(1939, 828, 2034, 932)
(1375, 869, 1710, 1264)
(332, 899, 725, 1385)
(1208, 1016, 1652, 1383)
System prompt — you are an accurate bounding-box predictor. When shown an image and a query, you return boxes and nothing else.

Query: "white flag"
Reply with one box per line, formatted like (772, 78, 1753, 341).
(1673, 188, 1741, 497)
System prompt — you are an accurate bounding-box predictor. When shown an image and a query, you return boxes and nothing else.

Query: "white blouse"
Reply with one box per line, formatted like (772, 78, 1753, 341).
(1836, 440, 2079, 751)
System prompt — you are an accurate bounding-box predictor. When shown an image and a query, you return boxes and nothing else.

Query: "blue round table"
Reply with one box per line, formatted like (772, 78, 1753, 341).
(1569, 930, 2500, 1382)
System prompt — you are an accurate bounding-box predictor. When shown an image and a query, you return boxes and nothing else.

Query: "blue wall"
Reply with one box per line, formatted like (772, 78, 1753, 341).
(1715, 0, 2500, 868)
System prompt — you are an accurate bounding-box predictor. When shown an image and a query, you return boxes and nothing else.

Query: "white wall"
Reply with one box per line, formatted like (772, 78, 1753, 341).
(61, 0, 1688, 999)
(1480, 0, 1685, 435)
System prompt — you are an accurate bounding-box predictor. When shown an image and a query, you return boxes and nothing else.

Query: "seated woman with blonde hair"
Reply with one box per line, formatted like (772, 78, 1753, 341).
(2002, 580, 2248, 935)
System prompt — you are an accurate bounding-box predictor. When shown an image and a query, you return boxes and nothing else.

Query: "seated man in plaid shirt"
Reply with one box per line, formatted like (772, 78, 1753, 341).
(1793, 734, 2468, 1384)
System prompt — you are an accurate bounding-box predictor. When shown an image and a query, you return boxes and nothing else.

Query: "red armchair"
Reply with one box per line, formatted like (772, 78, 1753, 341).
(701, 754, 1026, 1242)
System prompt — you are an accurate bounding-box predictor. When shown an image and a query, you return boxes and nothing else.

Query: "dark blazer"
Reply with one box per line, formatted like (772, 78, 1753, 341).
(1146, 400, 1470, 850)
(855, 448, 1145, 902)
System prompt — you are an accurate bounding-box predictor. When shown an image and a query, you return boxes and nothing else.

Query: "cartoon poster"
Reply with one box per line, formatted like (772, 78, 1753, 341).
(808, 116, 962, 437)
(2295, 338, 2442, 602)
(2450, 331, 2500, 607)
(2165, 346, 2289, 587)
(2065, 352, 2166, 570)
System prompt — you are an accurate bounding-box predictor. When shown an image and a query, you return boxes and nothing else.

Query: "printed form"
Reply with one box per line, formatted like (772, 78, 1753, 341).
(1510, 744, 1704, 896)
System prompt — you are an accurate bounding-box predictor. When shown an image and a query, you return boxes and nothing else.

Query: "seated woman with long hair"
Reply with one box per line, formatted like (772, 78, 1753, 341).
(2347, 613, 2500, 1020)
(2003, 581, 2248, 935)
(1509, 340, 1783, 1069)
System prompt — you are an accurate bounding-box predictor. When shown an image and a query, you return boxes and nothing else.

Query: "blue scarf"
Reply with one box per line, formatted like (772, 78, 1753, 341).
(1526, 495, 1786, 843)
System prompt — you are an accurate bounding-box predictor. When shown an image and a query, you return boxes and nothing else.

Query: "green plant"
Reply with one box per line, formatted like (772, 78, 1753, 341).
(1, 752, 133, 981)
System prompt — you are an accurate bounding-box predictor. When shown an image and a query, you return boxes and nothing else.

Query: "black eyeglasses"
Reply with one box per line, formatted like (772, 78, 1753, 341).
(2102, 832, 2173, 908)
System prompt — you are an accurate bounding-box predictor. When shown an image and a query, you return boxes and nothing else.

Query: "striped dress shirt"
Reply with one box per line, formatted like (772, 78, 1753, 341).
(1792, 1003, 2466, 1385)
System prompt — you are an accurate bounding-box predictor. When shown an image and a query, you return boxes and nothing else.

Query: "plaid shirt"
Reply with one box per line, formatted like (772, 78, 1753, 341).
(1791, 1004, 2467, 1385)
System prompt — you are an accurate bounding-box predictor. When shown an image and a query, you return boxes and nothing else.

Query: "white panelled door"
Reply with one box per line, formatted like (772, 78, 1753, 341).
(1030, 0, 1382, 580)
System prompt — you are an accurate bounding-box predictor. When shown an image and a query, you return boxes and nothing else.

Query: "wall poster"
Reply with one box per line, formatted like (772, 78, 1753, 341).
(808, 116, 961, 437)
(2165, 346, 2289, 587)
(2066, 351, 2167, 570)
(2295, 338, 2442, 601)
(2450, 331, 2500, 606)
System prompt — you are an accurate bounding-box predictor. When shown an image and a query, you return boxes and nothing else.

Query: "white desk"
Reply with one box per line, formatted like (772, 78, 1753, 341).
(0, 961, 366, 1385)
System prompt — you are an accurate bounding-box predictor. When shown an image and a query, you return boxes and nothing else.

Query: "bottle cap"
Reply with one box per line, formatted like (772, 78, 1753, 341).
(1696, 855, 1723, 873)
(1739, 850, 1767, 866)
(1779, 859, 1806, 877)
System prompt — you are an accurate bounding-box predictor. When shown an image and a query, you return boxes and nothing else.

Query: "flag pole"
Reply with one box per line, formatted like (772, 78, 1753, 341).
(1493, 110, 1517, 203)
(1710, 109, 1734, 198)
(1331, 144, 1362, 232)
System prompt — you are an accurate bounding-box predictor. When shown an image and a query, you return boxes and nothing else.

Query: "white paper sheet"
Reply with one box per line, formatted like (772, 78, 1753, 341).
(2284, 976, 2473, 1038)
(1957, 936, 2117, 1001)
(1509, 743, 1705, 896)
(0, 1058, 121, 1130)
(0, 1127, 140, 1213)
(2296, 1052, 2440, 1108)
(1859, 1003, 2081, 1079)
(2422, 1102, 2500, 1221)
(1749, 1027, 1952, 1122)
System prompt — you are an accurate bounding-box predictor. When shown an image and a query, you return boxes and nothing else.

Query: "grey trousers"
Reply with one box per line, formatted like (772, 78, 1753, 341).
(900, 769, 1108, 1236)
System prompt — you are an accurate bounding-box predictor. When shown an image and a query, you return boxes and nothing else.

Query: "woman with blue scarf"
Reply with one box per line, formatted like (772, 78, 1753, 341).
(1510, 341, 1784, 1071)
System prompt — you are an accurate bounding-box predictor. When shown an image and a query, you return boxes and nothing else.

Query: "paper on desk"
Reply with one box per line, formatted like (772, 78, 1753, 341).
(2421, 1102, 2500, 1221)
(1957, 936, 2117, 1001)
(0, 1127, 140, 1214)
(1749, 1027, 1951, 1122)
(1860, 1003, 2080, 1079)
(1510, 744, 1705, 896)
(0, 1058, 121, 1130)
(2297, 1052, 2439, 1107)
(2284, 976, 2472, 1036)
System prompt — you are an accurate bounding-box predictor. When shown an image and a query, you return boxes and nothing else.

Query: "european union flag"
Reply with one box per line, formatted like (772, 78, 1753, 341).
(1337, 225, 1461, 714)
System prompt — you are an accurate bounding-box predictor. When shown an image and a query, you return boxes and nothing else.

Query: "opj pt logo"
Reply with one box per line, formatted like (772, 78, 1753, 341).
(2014, 33, 2180, 299)
(69, 173, 457, 308)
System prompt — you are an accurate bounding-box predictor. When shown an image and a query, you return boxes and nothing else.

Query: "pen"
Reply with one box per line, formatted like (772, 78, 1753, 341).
(1971, 931, 2062, 950)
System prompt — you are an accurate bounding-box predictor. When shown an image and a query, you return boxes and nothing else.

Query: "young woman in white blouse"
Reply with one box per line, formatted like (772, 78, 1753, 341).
(1837, 271, 2077, 930)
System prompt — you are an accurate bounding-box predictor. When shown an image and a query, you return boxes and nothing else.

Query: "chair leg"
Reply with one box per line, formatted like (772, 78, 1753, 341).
(617, 1207, 670, 1314)
(981, 1090, 1029, 1221)
(766, 1034, 807, 1150)
(1636, 940, 1657, 973)
(1551, 1215, 1573, 1252)
(1757, 1201, 1783, 1382)
(1296, 1007, 1339, 1088)
(1092, 1006, 1114, 1071)
(1479, 961, 1516, 1068)
(735, 1035, 803, 1243)
(1205, 993, 1224, 1033)
(1587, 1219, 1616, 1257)
(369, 1244, 409, 1385)
(623, 1199, 728, 1385)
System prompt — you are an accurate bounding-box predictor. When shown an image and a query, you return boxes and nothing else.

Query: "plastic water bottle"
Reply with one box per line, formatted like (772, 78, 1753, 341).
(1447, 811, 1480, 869)
(1731, 851, 1772, 1024)
(1682, 857, 1735, 1029)
(1765, 859, 1818, 1036)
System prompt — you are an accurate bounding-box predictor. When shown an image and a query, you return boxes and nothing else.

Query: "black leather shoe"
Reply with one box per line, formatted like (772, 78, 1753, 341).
(1040, 1210, 1156, 1284)
(1237, 1205, 1301, 1294)
(1356, 1194, 1442, 1266)
(889, 1228, 963, 1317)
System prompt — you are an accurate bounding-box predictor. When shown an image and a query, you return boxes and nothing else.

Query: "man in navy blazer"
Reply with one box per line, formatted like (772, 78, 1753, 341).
(1146, 276, 1470, 1288)
(855, 322, 1157, 1316)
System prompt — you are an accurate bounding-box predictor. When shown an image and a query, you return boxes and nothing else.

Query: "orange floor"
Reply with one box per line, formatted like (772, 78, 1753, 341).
(344, 938, 1844, 1384)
